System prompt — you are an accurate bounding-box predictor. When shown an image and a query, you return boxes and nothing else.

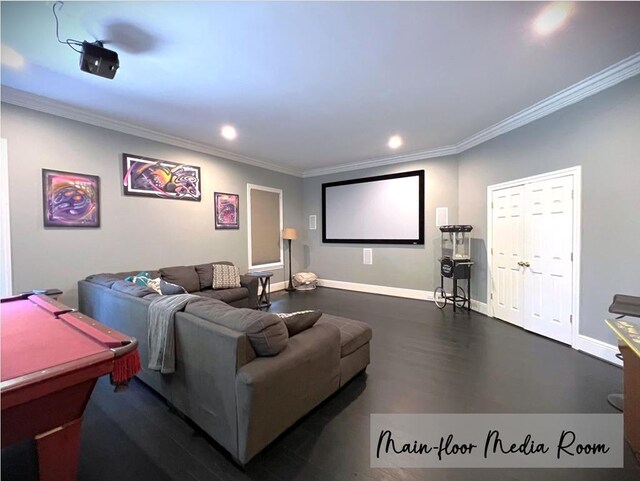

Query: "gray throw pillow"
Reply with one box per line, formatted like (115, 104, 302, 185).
(275, 310, 323, 336)
(160, 280, 188, 295)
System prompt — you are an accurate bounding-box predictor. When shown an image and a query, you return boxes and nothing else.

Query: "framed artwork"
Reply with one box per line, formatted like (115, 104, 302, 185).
(122, 153, 201, 201)
(214, 192, 240, 229)
(42, 169, 100, 227)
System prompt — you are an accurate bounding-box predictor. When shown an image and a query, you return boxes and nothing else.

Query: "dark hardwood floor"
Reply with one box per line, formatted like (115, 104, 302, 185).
(3, 287, 638, 480)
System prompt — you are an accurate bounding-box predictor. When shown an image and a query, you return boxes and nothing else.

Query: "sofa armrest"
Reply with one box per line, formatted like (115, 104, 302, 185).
(239, 275, 259, 309)
(235, 322, 341, 463)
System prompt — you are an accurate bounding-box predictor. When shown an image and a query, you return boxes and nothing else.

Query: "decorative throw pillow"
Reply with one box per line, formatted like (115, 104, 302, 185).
(212, 264, 241, 289)
(124, 271, 152, 287)
(275, 310, 323, 336)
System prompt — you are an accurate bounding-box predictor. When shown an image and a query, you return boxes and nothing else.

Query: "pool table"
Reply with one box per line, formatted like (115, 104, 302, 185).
(1, 293, 141, 481)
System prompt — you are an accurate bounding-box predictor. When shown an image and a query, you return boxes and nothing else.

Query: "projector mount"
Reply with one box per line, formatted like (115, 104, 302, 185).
(52, 1, 120, 79)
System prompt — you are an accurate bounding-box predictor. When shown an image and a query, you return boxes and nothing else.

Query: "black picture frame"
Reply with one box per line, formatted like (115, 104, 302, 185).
(122, 153, 201, 201)
(42, 169, 101, 228)
(322, 170, 425, 245)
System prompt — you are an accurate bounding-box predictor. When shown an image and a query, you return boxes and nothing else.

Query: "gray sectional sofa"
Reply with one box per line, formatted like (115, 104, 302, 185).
(78, 261, 371, 464)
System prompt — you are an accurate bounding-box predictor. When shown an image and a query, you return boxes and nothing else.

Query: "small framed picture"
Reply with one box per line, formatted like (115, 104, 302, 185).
(42, 169, 100, 227)
(214, 192, 239, 229)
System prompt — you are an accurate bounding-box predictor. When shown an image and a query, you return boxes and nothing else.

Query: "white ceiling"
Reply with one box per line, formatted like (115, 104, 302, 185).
(2, 2, 640, 176)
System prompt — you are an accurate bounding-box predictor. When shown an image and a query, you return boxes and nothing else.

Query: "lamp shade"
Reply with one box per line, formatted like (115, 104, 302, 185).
(282, 227, 298, 240)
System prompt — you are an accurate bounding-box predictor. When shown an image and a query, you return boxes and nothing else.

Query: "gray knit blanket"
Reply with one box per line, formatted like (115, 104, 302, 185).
(148, 294, 198, 374)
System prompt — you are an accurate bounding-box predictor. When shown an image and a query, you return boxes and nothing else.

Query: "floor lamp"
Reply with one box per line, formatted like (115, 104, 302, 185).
(282, 227, 297, 292)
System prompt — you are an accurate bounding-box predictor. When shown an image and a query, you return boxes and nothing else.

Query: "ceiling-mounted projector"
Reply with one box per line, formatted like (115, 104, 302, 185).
(79, 41, 119, 79)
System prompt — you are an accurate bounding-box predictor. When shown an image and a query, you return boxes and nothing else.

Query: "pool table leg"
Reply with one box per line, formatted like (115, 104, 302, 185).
(35, 417, 83, 481)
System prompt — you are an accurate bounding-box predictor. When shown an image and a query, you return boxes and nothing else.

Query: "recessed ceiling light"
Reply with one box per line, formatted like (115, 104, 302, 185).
(533, 2, 574, 36)
(221, 125, 237, 140)
(1, 44, 25, 69)
(388, 135, 403, 149)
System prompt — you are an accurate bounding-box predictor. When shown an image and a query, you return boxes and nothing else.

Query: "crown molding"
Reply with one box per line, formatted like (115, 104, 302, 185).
(454, 51, 640, 154)
(303, 51, 640, 177)
(2, 52, 639, 179)
(0, 86, 304, 178)
(301, 144, 458, 178)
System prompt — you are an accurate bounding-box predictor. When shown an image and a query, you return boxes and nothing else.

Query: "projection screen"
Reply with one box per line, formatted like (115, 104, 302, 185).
(322, 170, 424, 244)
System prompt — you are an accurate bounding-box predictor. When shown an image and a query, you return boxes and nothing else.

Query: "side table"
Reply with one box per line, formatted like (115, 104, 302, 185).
(247, 271, 273, 309)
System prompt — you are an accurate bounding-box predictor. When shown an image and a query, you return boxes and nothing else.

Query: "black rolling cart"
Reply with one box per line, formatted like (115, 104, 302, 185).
(434, 225, 473, 312)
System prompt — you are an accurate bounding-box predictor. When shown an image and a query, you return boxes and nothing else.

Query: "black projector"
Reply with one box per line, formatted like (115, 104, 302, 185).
(79, 41, 119, 79)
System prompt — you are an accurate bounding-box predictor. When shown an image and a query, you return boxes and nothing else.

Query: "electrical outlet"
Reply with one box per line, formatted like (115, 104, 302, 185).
(363, 248, 373, 265)
(309, 215, 317, 230)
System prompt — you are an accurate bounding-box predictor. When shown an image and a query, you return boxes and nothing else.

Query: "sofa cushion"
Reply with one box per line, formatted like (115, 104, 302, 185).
(197, 287, 249, 304)
(111, 280, 157, 298)
(85, 273, 120, 288)
(194, 263, 214, 291)
(212, 264, 241, 289)
(160, 266, 200, 293)
(185, 300, 288, 356)
(275, 310, 323, 336)
(318, 315, 372, 357)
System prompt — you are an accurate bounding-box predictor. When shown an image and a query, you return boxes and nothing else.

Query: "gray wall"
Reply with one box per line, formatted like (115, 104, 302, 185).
(457, 75, 640, 343)
(4, 74, 639, 345)
(302, 158, 458, 292)
(2, 103, 304, 307)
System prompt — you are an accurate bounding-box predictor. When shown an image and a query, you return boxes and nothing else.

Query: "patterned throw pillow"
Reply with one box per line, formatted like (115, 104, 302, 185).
(147, 277, 162, 294)
(275, 310, 323, 336)
(212, 265, 241, 289)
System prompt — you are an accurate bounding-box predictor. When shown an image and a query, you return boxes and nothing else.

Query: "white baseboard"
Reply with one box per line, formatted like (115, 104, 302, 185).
(269, 281, 287, 292)
(317, 278, 433, 301)
(470, 299, 489, 316)
(316, 278, 489, 317)
(574, 335, 622, 367)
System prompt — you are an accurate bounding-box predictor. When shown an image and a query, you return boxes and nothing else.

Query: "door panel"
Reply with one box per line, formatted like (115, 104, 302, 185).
(491, 185, 524, 326)
(523, 176, 573, 344)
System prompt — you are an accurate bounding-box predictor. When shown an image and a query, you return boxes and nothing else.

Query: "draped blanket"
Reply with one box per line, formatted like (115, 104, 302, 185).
(148, 294, 198, 374)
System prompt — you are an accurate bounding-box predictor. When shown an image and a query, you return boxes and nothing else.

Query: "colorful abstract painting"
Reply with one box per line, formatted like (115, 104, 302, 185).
(42, 169, 100, 227)
(214, 192, 239, 229)
(122, 153, 201, 201)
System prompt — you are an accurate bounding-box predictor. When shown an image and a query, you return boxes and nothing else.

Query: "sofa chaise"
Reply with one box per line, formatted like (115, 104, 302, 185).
(78, 262, 372, 464)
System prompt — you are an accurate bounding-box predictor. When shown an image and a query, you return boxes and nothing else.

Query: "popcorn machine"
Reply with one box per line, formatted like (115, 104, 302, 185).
(435, 225, 473, 311)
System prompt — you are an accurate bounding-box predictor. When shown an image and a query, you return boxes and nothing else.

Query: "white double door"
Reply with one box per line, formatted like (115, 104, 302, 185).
(491, 174, 574, 344)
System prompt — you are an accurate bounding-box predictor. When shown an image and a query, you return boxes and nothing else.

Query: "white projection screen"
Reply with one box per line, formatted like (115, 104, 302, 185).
(322, 170, 424, 244)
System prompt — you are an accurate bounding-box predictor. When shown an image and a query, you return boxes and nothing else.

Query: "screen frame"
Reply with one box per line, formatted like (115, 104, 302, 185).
(321, 169, 425, 245)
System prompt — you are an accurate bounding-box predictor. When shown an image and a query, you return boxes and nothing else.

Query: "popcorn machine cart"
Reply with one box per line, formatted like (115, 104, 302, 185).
(435, 225, 473, 312)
